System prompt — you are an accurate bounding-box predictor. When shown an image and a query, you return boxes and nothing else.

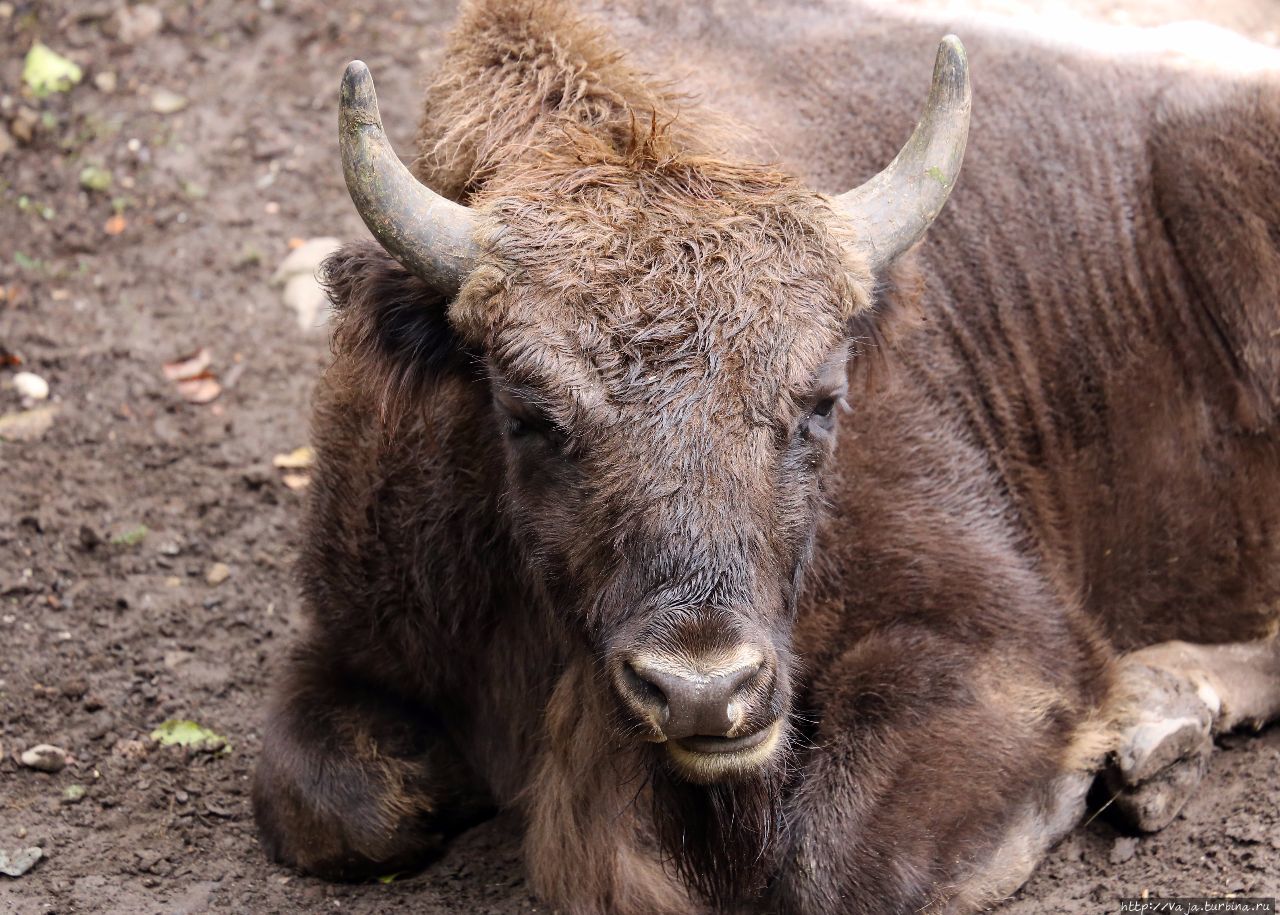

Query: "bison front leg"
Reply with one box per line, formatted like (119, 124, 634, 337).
(1105, 634, 1280, 831)
(252, 645, 491, 880)
(769, 626, 1111, 915)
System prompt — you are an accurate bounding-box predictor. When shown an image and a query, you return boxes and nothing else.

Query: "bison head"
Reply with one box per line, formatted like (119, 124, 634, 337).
(332, 38, 968, 893)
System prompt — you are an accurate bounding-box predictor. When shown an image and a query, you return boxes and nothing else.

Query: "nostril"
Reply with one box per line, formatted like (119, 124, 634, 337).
(722, 659, 765, 696)
(620, 660, 670, 725)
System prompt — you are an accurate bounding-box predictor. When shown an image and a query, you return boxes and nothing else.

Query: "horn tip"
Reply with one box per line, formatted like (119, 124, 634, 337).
(340, 60, 381, 128)
(343, 59, 372, 90)
(932, 35, 970, 103)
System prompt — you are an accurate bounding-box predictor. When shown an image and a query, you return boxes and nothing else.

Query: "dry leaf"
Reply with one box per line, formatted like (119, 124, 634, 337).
(163, 349, 221, 404)
(271, 445, 314, 470)
(0, 286, 28, 308)
(174, 373, 221, 404)
(273, 237, 342, 333)
(0, 405, 57, 442)
(162, 348, 212, 381)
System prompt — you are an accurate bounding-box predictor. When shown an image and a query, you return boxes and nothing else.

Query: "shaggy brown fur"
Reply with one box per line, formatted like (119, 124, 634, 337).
(253, 1, 1280, 913)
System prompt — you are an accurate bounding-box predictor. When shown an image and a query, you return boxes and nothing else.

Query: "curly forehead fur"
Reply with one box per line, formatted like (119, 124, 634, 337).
(454, 156, 869, 424)
(411, 0, 873, 415)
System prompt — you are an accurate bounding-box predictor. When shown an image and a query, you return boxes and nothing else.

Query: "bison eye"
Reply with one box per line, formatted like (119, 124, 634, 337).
(811, 397, 837, 419)
(799, 394, 843, 441)
(503, 407, 566, 450)
(506, 411, 551, 438)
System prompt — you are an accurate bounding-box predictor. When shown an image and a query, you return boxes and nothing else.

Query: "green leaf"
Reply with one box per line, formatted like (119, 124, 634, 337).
(110, 524, 149, 547)
(79, 165, 113, 193)
(377, 873, 403, 885)
(14, 251, 43, 272)
(23, 43, 83, 98)
(150, 719, 231, 754)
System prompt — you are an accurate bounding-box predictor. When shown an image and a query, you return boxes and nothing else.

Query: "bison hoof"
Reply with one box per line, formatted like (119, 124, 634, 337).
(1104, 663, 1215, 832)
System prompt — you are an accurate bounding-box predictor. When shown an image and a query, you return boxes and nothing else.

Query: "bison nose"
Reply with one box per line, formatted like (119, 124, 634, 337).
(618, 654, 767, 740)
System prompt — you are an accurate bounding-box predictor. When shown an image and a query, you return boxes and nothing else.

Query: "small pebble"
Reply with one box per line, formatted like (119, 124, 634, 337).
(61, 784, 86, 804)
(204, 800, 234, 818)
(12, 372, 49, 401)
(10, 107, 38, 144)
(1110, 836, 1138, 865)
(0, 846, 42, 877)
(150, 89, 187, 115)
(205, 562, 230, 586)
(112, 738, 147, 761)
(78, 526, 101, 551)
(114, 3, 163, 44)
(85, 710, 114, 740)
(19, 744, 67, 774)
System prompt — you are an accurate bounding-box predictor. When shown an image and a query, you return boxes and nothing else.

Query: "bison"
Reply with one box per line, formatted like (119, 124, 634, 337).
(252, 1, 1280, 912)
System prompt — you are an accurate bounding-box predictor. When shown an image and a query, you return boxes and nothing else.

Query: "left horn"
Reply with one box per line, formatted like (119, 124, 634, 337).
(339, 60, 478, 292)
(833, 36, 971, 271)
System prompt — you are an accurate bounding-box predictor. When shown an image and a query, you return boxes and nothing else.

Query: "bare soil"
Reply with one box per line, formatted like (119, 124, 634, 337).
(0, 1, 1275, 913)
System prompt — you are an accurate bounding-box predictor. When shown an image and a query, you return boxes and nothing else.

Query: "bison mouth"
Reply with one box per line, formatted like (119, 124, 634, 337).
(664, 719, 784, 783)
(650, 718, 790, 906)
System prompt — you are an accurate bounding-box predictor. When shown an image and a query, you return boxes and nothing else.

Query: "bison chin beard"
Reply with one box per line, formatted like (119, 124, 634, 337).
(649, 743, 789, 909)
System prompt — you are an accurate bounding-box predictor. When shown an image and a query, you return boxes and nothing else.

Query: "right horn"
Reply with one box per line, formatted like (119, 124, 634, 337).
(339, 60, 479, 293)
(832, 36, 971, 272)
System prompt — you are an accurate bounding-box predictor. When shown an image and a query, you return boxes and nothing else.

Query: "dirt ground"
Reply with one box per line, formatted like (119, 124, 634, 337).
(1, 1, 1277, 913)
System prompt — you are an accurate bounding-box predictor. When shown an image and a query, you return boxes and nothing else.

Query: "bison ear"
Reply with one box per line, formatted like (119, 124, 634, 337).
(322, 240, 471, 414)
(1152, 85, 1280, 428)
